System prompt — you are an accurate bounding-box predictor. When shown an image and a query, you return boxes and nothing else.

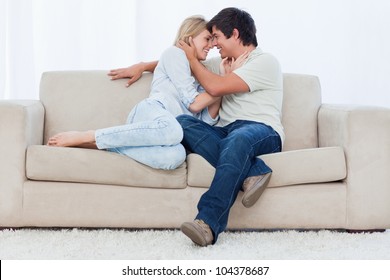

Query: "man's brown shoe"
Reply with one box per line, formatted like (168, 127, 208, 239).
(242, 172, 272, 208)
(181, 219, 213, 246)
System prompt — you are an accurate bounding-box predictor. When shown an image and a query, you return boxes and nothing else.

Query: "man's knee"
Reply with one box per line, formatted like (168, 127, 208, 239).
(219, 132, 257, 159)
(224, 132, 252, 145)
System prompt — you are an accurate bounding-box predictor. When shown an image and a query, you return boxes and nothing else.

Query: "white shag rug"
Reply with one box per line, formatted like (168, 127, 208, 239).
(1, 228, 390, 260)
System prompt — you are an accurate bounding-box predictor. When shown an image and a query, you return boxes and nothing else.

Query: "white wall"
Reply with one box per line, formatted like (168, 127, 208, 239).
(135, 0, 390, 107)
(1, 0, 389, 107)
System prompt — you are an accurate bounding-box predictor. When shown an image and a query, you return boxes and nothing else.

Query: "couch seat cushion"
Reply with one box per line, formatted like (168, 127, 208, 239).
(187, 146, 346, 188)
(26, 145, 187, 189)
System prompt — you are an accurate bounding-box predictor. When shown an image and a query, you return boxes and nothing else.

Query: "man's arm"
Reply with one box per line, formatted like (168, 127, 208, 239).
(178, 40, 249, 97)
(108, 61, 158, 87)
(188, 54, 249, 115)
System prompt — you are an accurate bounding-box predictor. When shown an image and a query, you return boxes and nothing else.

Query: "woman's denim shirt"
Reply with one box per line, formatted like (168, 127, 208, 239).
(148, 46, 218, 125)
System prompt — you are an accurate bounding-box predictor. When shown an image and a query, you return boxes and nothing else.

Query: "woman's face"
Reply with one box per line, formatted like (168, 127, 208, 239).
(191, 29, 213, 61)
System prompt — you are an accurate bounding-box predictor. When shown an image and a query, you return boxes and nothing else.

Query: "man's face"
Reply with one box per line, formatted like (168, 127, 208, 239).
(211, 26, 235, 58)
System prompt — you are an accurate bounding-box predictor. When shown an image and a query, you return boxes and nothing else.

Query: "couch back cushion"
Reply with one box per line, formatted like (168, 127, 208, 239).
(281, 73, 322, 151)
(40, 71, 321, 150)
(40, 71, 152, 143)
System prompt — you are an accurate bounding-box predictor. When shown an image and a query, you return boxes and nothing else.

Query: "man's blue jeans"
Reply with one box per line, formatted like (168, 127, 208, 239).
(177, 115, 282, 243)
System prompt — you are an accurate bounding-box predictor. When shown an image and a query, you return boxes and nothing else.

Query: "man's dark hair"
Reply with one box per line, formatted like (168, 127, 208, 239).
(207, 7, 258, 47)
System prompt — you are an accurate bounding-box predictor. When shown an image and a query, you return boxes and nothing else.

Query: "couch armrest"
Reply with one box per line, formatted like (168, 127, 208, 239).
(318, 104, 390, 229)
(0, 100, 44, 226)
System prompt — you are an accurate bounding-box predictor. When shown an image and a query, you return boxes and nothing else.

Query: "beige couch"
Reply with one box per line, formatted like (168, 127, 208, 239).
(1, 71, 389, 230)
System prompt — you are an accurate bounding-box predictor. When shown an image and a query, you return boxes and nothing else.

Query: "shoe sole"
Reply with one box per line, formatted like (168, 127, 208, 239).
(181, 222, 208, 247)
(242, 172, 272, 208)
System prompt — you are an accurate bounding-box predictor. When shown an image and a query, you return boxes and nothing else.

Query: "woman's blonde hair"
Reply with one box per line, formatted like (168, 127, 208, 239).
(173, 15, 208, 45)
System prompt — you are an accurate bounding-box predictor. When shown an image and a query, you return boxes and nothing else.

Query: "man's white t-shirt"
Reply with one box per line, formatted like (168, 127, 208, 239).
(203, 48, 285, 145)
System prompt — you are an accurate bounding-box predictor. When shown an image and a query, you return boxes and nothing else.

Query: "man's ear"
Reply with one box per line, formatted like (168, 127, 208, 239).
(232, 28, 240, 40)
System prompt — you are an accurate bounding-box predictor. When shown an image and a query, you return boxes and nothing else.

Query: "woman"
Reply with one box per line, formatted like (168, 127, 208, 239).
(47, 16, 244, 170)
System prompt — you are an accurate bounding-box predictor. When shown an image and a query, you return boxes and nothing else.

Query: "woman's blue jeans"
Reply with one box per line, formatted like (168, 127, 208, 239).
(176, 114, 282, 243)
(95, 99, 186, 170)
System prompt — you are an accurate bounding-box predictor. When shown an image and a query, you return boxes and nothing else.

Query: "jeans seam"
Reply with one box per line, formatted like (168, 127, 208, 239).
(216, 145, 253, 226)
(183, 122, 215, 151)
(215, 132, 278, 227)
(96, 121, 170, 143)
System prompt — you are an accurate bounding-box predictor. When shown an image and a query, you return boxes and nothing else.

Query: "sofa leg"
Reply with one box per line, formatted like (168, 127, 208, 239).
(346, 229, 386, 234)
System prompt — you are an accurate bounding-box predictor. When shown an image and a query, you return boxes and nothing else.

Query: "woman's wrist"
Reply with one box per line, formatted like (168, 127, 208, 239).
(140, 61, 158, 73)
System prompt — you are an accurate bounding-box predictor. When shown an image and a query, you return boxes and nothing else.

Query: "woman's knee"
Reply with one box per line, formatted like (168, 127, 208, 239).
(163, 119, 183, 145)
(156, 145, 186, 170)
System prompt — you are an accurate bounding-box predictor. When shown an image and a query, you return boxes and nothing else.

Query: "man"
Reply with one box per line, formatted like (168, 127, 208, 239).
(109, 7, 284, 247)
(176, 7, 284, 246)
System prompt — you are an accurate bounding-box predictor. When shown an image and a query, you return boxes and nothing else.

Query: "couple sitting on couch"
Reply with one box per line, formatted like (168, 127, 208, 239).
(47, 8, 284, 247)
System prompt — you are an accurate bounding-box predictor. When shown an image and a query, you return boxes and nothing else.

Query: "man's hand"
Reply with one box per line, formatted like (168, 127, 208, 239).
(108, 64, 145, 87)
(177, 37, 198, 62)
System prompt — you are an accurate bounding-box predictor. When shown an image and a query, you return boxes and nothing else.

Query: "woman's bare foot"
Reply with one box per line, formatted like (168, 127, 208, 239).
(47, 130, 96, 147)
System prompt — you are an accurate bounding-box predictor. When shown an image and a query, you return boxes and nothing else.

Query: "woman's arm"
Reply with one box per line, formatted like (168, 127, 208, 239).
(108, 61, 158, 87)
(206, 97, 222, 119)
(189, 93, 221, 115)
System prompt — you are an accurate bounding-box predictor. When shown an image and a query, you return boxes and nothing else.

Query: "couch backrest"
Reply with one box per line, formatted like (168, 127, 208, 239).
(281, 73, 321, 151)
(40, 71, 153, 144)
(40, 71, 321, 150)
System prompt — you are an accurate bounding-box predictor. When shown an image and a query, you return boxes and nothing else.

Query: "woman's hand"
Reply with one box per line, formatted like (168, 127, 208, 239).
(219, 51, 249, 76)
(108, 63, 145, 87)
(219, 57, 231, 76)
